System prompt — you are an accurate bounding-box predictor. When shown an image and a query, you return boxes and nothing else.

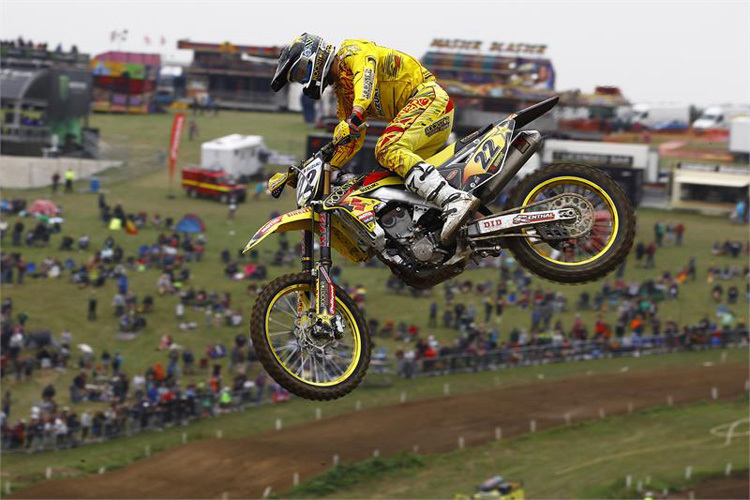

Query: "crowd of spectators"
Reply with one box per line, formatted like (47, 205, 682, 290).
(1, 195, 748, 452)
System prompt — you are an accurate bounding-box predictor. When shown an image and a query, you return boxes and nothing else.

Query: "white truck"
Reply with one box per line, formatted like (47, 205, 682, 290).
(729, 117, 750, 162)
(692, 105, 750, 130)
(630, 103, 690, 130)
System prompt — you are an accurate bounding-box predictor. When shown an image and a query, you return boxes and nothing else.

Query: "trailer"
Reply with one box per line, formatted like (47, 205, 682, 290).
(729, 117, 750, 163)
(201, 134, 266, 181)
(630, 103, 689, 130)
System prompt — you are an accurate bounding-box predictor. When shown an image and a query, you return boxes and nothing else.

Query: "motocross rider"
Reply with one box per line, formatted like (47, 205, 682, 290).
(271, 33, 479, 244)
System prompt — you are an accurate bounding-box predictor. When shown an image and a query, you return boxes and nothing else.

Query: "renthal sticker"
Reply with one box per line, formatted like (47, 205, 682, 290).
(512, 212, 555, 225)
(445, 169, 458, 182)
(357, 211, 375, 225)
(361, 67, 374, 100)
(425, 116, 451, 137)
(480, 217, 503, 231)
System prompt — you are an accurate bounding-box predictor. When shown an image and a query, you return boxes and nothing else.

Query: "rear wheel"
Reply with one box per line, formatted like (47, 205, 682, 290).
(250, 273, 371, 400)
(504, 163, 635, 283)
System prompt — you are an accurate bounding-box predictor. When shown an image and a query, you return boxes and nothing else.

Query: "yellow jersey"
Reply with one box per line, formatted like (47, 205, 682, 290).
(334, 39, 435, 122)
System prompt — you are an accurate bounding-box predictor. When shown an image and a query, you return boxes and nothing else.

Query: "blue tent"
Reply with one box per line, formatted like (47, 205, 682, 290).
(175, 214, 206, 234)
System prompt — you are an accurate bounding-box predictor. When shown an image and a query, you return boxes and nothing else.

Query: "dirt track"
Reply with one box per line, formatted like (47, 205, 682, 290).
(13, 362, 748, 499)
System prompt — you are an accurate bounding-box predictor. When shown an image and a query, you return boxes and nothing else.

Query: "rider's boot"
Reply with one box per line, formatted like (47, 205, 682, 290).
(404, 162, 480, 245)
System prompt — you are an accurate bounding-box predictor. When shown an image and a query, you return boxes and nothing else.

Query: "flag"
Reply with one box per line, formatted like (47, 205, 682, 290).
(168, 113, 186, 181)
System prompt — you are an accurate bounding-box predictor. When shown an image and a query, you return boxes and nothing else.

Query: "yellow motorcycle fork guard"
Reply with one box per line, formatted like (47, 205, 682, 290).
(242, 207, 370, 263)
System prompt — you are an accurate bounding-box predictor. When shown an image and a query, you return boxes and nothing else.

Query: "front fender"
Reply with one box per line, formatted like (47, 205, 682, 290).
(242, 207, 317, 254)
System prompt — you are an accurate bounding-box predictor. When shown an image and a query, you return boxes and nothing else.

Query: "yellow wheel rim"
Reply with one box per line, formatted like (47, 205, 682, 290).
(521, 176, 619, 266)
(265, 283, 361, 387)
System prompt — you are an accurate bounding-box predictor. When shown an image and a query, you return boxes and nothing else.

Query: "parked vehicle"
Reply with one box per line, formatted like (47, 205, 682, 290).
(201, 134, 267, 181)
(181, 167, 247, 203)
(693, 105, 750, 130)
(729, 117, 750, 162)
(243, 96, 635, 400)
(629, 103, 689, 130)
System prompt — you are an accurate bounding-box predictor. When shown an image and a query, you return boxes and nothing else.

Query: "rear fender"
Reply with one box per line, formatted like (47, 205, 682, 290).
(242, 207, 316, 254)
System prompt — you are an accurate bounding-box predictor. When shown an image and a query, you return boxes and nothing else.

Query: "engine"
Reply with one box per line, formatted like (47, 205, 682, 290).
(378, 204, 447, 266)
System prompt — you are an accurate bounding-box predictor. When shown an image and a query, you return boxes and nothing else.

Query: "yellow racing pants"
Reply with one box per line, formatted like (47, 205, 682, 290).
(332, 81, 454, 177)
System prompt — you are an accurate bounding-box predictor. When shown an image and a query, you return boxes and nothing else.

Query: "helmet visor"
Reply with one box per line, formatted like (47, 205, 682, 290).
(290, 57, 313, 84)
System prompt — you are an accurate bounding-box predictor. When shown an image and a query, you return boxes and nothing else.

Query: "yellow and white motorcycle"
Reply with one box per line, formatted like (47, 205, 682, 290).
(244, 96, 635, 400)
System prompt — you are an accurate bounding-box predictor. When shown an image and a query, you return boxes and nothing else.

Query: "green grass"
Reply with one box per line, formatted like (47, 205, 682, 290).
(1, 110, 748, 493)
(302, 399, 749, 499)
(1, 348, 744, 494)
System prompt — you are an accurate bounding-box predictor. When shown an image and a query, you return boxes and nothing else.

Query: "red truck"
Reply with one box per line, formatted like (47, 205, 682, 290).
(181, 168, 247, 204)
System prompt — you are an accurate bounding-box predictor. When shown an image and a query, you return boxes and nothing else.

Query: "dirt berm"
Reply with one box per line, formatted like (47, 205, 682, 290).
(13, 362, 748, 499)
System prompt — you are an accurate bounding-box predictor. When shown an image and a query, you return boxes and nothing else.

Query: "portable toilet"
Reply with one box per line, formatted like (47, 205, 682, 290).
(200, 134, 266, 180)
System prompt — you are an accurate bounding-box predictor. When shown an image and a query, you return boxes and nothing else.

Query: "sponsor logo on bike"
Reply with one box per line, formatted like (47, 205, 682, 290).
(511, 212, 555, 225)
(480, 217, 503, 231)
(319, 213, 329, 246)
(357, 211, 375, 225)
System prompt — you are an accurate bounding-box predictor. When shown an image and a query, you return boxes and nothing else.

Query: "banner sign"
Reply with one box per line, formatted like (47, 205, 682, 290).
(553, 151, 634, 167)
(430, 39, 547, 55)
(168, 113, 185, 180)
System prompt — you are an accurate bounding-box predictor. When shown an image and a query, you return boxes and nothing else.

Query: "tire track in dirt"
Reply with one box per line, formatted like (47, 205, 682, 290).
(12, 362, 748, 499)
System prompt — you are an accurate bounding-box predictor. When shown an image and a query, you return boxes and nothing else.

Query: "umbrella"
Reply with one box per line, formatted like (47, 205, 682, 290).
(28, 199, 60, 216)
(77, 343, 93, 354)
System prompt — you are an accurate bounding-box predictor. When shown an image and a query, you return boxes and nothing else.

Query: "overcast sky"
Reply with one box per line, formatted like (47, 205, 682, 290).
(1, 0, 748, 106)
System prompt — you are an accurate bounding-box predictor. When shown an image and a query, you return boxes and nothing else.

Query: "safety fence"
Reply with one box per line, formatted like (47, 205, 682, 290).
(2, 331, 746, 454)
(397, 330, 747, 379)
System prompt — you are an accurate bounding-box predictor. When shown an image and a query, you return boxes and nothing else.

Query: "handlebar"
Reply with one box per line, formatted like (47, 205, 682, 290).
(318, 123, 369, 163)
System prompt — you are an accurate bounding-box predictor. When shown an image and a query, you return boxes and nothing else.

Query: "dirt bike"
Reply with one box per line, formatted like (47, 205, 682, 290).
(244, 96, 635, 400)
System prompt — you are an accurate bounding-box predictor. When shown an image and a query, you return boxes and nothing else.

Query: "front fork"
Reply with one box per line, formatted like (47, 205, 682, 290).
(307, 165, 336, 325)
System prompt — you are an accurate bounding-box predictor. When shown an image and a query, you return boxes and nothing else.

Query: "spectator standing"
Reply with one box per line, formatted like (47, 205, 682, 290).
(428, 302, 438, 328)
(12, 220, 24, 247)
(653, 222, 664, 247)
(64, 168, 75, 193)
(675, 223, 685, 246)
(634, 242, 645, 267)
(87, 292, 97, 321)
(188, 120, 199, 141)
(51, 172, 61, 194)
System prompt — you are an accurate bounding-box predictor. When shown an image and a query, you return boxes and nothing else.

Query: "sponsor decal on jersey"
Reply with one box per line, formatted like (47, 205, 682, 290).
(361, 67, 374, 100)
(424, 116, 451, 137)
(511, 212, 555, 225)
(372, 88, 383, 116)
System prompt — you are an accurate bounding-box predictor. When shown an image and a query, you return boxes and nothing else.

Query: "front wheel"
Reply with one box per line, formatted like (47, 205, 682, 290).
(250, 272, 371, 400)
(504, 163, 635, 284)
